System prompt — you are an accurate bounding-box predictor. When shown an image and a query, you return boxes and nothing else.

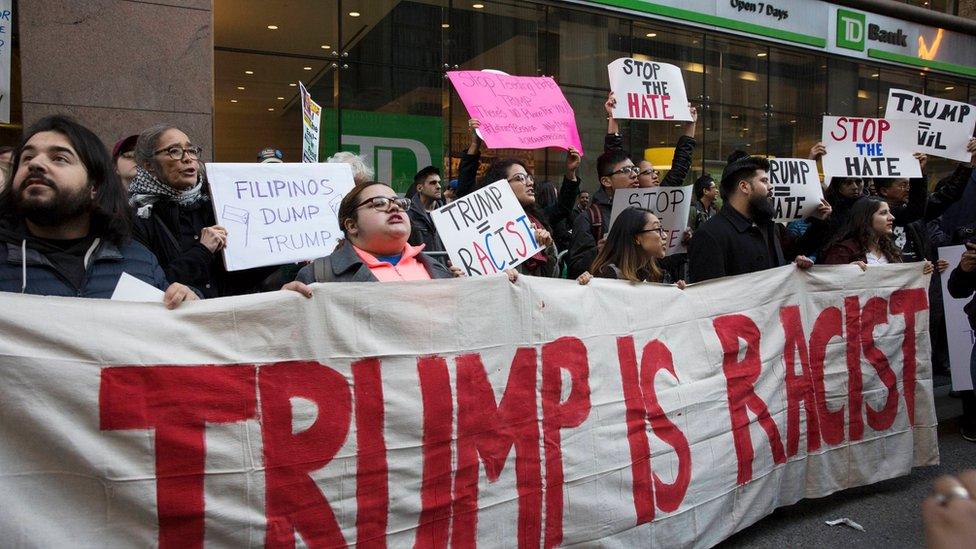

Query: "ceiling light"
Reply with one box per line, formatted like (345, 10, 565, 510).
(303, 66, 312, 71)
(321, 45, 331, 49)
(674, 124, 681, 127)
(277, 96, 285, 100)
(946, 86, 955, 91)
(646, 33, 657, 38)
(871, 73, 879, 77)
(230, 99, 238, 103)
(289, 83, 297, 87)
(267, 25, 278, 30)
(742, 128, 749, 131)
(237, 86, 245, 90)
(441, 23, 450, 28)
(757, 52, 767, 57)
(730, 115, 739, 119)
(789, 120, 796, 124)
(244, 70, 254, 75)
(268, 108, 275, 112)
(473, 3, 484, 7)
(349, 11, 360, 17)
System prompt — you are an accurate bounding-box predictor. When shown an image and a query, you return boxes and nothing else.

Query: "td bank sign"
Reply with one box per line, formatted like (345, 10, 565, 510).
(836, 9, 909, 51)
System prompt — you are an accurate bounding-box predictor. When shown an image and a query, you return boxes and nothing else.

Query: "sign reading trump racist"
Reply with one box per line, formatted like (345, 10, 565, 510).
(768, 158, 824, 224)
(607, 58, 693, 121)
(431, 179, 545, 276)
(821, 116, 921, 180)
(609, 185, 693, 255)
(446, 70, 584, 154)
(886, 89, 976, 163)
(206, 162, 355, 271)
(0, 264, 937, 547)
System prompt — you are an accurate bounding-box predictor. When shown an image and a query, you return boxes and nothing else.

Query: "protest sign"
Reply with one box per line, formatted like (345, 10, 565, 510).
(821, 116, 921, 180)
(767, 158, 824, 224)
(939, 244, 974, 391)
(0, 264, 937, 547)
(607, 58, 693, 121)
(609, 185, 693, 255)
(300, 82, 322, 163)
(206, 162, 355, 271)
(885, 89, 976, 163)
(0, 1, 10, 123)
(446, 70, 584, 154)
(431, 179, 545, 276)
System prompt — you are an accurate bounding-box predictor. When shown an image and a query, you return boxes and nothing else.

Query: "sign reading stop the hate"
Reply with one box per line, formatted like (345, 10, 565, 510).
(820, 116, 921, 180)
(607, 58, 693, 121)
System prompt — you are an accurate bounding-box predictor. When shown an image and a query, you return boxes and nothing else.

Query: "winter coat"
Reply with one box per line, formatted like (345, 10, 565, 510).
(688, 205, 786, 283)
(295, 241, 454, 283)
(407, 194, 446, 253)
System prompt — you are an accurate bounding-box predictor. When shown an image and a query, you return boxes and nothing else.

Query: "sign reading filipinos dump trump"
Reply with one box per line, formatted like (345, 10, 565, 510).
(609, 185, 693, 255)
(0, 265, 937, 547)
(206, 162, 355, 271)
(767, 158, 824, 224)
(431, 179, 545, 276)
(607, 58, 693, 121)
(885, 89, 976, 163)
(821, 116, 922, 180)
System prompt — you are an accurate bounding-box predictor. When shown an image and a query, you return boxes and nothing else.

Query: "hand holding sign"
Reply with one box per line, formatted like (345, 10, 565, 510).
(607, 58, 693, 121)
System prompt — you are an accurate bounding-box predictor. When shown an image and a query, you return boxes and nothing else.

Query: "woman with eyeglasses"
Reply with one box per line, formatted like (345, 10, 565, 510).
(130, 125, 272, 297)
(576, 207, 686, 288)
(283, 182, 459, 292)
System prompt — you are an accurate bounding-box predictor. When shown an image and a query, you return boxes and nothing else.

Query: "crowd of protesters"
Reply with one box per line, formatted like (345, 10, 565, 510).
(2, 88, 976, 444)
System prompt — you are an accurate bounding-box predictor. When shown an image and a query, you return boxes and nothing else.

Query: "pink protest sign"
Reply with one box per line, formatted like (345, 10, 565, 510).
(447, 70, 584, 154)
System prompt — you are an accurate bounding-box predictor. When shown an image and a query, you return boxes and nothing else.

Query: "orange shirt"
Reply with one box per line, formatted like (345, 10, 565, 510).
(352, 244, 432, 282)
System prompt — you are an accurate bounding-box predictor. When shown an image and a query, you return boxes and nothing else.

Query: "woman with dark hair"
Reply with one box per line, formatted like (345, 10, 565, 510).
(691, 174, 718, 231)
(576, 207, 686, 287)
(822, 198, 933, 274)
(284, 182, 460, 293)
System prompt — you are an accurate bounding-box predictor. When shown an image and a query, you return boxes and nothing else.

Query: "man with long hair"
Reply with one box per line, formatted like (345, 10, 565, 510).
(0, 115, 196, 307)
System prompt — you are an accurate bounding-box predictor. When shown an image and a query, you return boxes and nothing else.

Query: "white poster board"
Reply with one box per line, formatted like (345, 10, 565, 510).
(768, 158, 824, 224)
(206, 163, 355, 271)
(300, 82, 322, 163)
(821, 116, 921, 180)
(0, 1, 11, 123)
(431, 179, 545, 276)
(885, 89, 975, 163)
(607, 58, 693, 121)
(939, 244, 975, 391)
(609, 185, 693, 255)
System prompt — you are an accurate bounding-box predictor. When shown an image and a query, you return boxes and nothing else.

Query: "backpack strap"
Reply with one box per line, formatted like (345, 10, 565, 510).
(312, 256, 335, 283)
(588, 203, 604, 242)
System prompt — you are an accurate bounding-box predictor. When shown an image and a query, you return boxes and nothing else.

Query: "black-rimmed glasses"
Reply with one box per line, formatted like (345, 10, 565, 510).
(154, 145, 203, 161)
(355, 196, 410, 212)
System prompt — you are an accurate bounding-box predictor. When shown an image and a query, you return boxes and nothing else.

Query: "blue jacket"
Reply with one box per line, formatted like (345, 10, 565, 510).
(0, 237, 169, 298)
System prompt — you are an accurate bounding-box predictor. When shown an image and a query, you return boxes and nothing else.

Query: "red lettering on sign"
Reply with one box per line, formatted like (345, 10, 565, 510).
(99, 365, 257, 549)
(260, 361, 351, 548)
(713, 315, 786, 485)
(618, 336, 655, 524)
(860, 297, 899, 432)
(844, 297, 865, 441)
(809, 306, 846, 446)
(416, 356, 454, 548)
(780, 306, 822, 456)
(353, 358, 389, 547)
(890, 288, 929, 425)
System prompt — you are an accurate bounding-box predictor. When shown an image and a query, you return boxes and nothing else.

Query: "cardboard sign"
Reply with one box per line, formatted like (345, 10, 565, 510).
(609, 185, 693, 255)
(768, 158, 824, 224)
(446, 71, 584, 154)
(0, 264, 938, 547)
(885, 89, 976, 163)
(939, 245, 975, 391)
(300, 82, 322, 163)
(0, 2, 11, 124)
(607, 58, 693, 121)
(206, 162, 355, 271)
(431, 179, 545, 276)
(821, 116, 921, 180)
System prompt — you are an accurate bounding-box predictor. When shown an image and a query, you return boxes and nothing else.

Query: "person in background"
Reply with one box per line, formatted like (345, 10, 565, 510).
(443, 179, 458, 203)
(691, 174, 718, 231)
(327, 151, 374, 185)
(111, 135, 139, 190)
(407, 165, 445, 253)
(575, 190, 590, 215)
(284, 181, 460, 291)
(0, 115, 195, 307)
(576, 206, 686, 288)
(821, 198, 935, 272)
(257, 147, 284, 163)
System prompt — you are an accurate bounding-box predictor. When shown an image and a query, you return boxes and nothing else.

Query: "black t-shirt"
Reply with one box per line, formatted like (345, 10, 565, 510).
(28, 234, 96, 290)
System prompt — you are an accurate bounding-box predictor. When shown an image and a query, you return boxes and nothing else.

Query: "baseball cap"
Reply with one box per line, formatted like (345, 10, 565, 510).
(112, 135, 139, 160)
(258, 147, 284, 163)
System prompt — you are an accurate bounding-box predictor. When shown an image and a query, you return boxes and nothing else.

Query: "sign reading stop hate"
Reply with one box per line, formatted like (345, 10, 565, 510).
(607, 58, 693, 121)
(820, 116, 921, 180)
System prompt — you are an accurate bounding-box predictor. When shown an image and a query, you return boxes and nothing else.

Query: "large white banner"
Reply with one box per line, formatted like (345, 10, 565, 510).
(607, 58, 693, 121)
(768, 158, 824, 224)
(609, 185, 693, 255)
(885, 89, 976, 163)
(207, 162, 355, 271)
(821, 116, 922, 180)
(938, 245, 974, 391)
(0, 265, 937, 548)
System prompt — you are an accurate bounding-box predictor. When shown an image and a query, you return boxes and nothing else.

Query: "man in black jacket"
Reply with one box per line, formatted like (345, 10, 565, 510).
(407, 165, 446, 254)
(688, 156, 815, 282)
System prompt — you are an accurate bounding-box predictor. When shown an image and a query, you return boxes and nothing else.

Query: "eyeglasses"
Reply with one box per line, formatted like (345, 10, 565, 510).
(120, 151, 135, 160)
(605, 165, 639, 177)
(638, 168, 658, 177)
(507, 173, 534, 184)
(154, 145, 203, 161)
(637, 226, 667, 237)
(355, 195, 410, 212)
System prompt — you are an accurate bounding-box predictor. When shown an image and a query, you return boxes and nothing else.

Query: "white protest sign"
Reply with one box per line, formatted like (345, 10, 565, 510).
(885, 89, 976, 163)
(939, 245, 974, 391)
(821, 116, 921, 180)
(110, 272, 165, 303)
(0, 1, 11, 123)
(768, 158, 824, 224)
(206, 163, 355, 271)
(609, 185, 693, 255)
(300, 82, 322, 163)
(607, 58, 693, 121)
(431, 179, 545, 276)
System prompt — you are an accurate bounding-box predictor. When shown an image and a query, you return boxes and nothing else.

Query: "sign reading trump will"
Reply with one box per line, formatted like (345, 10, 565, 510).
(607, 58, 693, 121)
(609, 185, 693, 255)
(446, 70, 584, 154)
(885, 89, 976, 163)
(821, 116, 921, 180)
(207, 162, 355, 271)
(768, 158, 824, 224)
(431, 179, 545, 276)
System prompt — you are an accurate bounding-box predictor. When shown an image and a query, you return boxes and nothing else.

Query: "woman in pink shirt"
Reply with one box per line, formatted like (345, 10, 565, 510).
(285, 182, 459, 293)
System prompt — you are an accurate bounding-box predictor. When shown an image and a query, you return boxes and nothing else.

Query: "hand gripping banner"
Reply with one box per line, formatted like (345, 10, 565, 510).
(0, 264, 938, 548)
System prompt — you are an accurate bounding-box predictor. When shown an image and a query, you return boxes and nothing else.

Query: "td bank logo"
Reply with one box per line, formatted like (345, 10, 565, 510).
(837, 9, 866, 51)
